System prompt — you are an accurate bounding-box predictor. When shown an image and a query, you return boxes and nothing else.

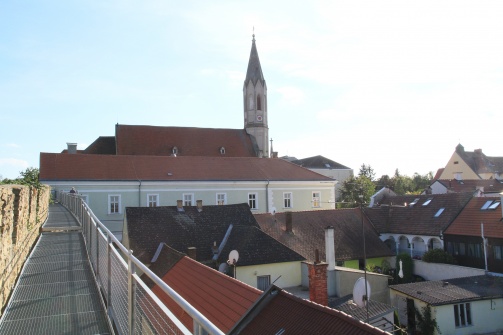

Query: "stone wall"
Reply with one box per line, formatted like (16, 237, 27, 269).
(0, 184, 50, 315)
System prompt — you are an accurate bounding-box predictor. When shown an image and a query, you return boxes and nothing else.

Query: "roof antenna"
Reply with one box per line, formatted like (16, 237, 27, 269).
(253, 26, 255, 41)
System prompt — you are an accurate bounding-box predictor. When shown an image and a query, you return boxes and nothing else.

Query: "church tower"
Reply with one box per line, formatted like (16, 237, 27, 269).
(244, 34, 269, 158)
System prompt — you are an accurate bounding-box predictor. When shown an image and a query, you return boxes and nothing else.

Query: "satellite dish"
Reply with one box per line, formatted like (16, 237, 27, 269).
(218, 263, 229, 273)
(228, 250, 239, 265)
(398, 260, 404, 278)
(353, 277, 371, 307)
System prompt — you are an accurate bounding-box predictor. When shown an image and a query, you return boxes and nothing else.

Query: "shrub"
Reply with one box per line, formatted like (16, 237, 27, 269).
(422, 248, 455, 264)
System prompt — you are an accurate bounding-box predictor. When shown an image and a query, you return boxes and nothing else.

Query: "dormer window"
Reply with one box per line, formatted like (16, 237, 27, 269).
(172, 146, 178, 156)
(219, 147, 225, 155)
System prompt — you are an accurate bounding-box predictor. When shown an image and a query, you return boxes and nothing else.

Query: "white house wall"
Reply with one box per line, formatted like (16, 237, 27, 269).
(435, 298, 503, 335)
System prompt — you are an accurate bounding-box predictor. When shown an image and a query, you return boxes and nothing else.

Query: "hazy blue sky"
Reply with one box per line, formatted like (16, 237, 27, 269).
(1, 1, 502, 180)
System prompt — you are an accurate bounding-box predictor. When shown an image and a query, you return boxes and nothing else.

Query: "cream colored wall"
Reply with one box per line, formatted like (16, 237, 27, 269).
(439, 152, 480, 180)
(236, 261, 302, 289)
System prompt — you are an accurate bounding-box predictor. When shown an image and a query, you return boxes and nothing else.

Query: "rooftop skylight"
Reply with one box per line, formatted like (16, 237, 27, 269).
(422, 198, 433, 206)
(409, 198, 420, 207)
(481, 200, 494, 210)
(434, 208, 445, 217)
(488, 201, 501, 210)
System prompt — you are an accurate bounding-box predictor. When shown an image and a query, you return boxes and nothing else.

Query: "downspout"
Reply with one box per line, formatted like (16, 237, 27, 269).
(138, 180, 142, 206)
(265, 180, 270, 213)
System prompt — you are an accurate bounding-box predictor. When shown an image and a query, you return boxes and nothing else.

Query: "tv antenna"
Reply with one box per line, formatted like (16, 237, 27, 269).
(227, 250, 239, 278)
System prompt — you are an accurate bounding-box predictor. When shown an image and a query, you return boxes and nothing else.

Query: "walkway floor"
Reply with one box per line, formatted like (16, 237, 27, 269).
(0, 204, 111, 335)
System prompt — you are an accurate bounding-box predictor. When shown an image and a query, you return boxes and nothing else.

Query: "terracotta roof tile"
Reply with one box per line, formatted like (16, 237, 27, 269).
(115, 124, 258, 157)
(444, 196, 503, 238)
(254, 209, 393, 262)
(230, 287, 388, 335)
(151, 256, 262, 333)
(39, 153, 333, 182)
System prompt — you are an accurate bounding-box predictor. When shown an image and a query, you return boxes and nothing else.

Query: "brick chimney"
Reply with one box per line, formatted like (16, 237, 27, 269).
(308, 249, 328, 306)
(67, 143, 77, 154)
(176, 200, 184, 212)
(187, 247, 197, 260)
(285, 211, 293, 233)
(325, 226, 335, 269)
(196, 200, 203, 212)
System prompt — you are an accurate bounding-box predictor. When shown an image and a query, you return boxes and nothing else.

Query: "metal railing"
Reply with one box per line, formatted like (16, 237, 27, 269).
(59, 192, 224, 335)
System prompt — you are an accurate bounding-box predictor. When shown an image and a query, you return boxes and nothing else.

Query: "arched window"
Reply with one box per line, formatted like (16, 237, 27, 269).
(256, 95, 262, 110)
(248, 95, 254, 109)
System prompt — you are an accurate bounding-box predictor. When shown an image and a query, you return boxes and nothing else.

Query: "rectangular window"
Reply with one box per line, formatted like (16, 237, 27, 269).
(312, 192, 321, 208)
(283, 192, 292, 208)
(454, 303, 472, 327)
(216, 193, 227, 205)
(109, 195, 120, 214)
(147, 194, 159, 207)
(248, 193, 257, 210)
(257, 275, 271, 291)
(494, 245, 503, 260)
(183, 194, 193, 206)
(468, 243, 482, 258)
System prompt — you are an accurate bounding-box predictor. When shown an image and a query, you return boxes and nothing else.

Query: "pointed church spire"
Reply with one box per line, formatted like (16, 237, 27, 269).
(245, 34, 265, 86)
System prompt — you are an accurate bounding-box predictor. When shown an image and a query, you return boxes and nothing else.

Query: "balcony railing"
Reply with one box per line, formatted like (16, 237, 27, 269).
(59, 191, 224, 335)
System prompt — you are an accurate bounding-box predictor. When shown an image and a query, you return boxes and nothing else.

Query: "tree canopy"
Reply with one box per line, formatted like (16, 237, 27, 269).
(1, 167, 42, 189)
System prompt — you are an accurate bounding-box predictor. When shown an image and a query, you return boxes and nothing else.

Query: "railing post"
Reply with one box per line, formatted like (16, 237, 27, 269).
(95, 219, 100, 278)
(107, 234, 113, 320)
(127, 249, 136, 335)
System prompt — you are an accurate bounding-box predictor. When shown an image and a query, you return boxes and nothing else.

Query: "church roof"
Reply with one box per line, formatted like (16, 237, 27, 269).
(115, 124, 258, 157)
(244, 35, 265, 86)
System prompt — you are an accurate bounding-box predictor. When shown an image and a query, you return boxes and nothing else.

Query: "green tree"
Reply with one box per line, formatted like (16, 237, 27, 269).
(337, 175, 376, 208)
(1, 167, 42, 189)
(358, 163, 376, 181)
(422, 249, 455, 264)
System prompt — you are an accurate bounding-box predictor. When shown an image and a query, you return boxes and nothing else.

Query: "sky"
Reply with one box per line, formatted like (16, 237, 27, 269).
(1, 1, 503, 180)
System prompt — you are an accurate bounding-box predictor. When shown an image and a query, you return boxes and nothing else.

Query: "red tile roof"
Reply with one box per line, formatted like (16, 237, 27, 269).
(151, 256, 261, 333)
(230, 287, 388, 335)
(444, 196, 503, 238)
(39, 153, 334, 182)
(115, 124, 258, 157)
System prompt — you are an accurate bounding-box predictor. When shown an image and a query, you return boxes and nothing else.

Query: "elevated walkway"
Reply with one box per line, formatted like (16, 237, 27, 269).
(0, 204, 111, 334)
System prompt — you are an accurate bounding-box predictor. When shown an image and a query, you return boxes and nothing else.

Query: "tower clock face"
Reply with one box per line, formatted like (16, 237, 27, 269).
(256, 115, 263, 122)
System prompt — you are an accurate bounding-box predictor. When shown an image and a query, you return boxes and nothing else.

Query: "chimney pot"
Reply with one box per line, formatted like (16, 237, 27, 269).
(187, 247, 197, 260)
(285, 211, 293, 233)
(176, 200, 184, 212)
(67, 143, 77, 154)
